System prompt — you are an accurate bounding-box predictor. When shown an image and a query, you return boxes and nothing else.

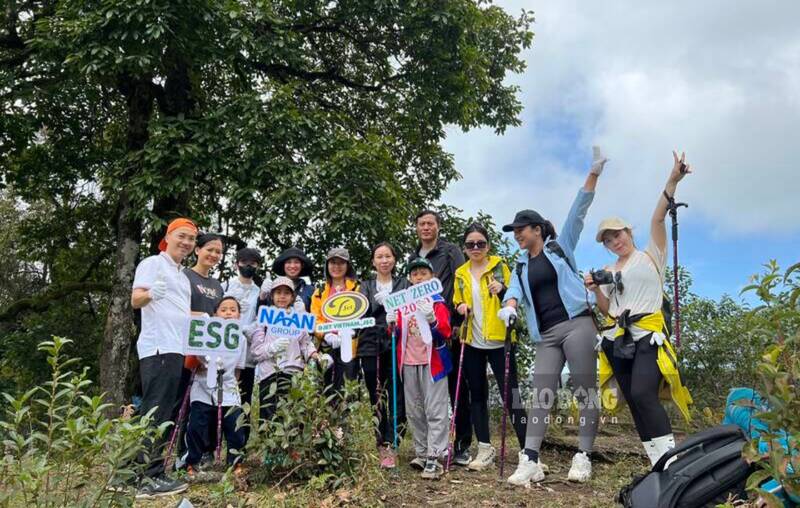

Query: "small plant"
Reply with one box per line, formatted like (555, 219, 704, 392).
(739, 262, 800, 506)
(245, 366, 376, 490)
(0, 336, 164, 507)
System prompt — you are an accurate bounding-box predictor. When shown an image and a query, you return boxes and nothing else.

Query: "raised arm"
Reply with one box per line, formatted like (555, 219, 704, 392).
(651, 151, 693, 253)
(559, 147, 607, 251)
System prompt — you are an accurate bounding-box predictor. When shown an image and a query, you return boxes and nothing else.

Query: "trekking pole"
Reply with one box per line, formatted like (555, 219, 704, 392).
(215, 360, 225, 465)
(664, 190, 688, 347)
(390, 323, 398, 451)
(164, 368, 196, 470)
(446, 308, 469, 472)
(499, 315, 516, 478)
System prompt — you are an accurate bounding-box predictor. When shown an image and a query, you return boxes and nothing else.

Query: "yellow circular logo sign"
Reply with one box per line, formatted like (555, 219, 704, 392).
(321, 291, 369, 322)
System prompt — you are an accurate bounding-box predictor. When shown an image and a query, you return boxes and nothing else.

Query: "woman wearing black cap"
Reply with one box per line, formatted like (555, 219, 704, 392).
(499, 146, 608, 486)
(311, 248, 360, 390)
(270, 247, 315, 311)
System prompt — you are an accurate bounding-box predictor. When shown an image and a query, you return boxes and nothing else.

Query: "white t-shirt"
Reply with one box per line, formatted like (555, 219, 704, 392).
(470, 273, 502, 350)
(376, 279, 393, 295)
(132, 253, 192, 359)
(190, 344, 247, 407)
(601, 239, 667, 342)
(225, 278, 261, 325)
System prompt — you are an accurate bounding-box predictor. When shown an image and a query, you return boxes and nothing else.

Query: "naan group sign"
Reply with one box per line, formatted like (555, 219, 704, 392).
(257, 306, 316, 337)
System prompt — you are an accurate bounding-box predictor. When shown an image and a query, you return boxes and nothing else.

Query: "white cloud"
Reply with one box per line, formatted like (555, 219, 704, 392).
(442, 0, 800, 237)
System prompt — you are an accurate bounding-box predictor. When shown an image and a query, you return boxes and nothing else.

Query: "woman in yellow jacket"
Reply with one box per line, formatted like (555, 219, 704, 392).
(453, 224, 526, 471)
(585, 151, 693, 467)
(311, 247, 361, 391)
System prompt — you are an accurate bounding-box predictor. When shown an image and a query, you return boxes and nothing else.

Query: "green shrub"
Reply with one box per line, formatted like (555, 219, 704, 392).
(244, 366, 376, 490)
(739, 262, 800, 505)
(0, 336, 163, 507)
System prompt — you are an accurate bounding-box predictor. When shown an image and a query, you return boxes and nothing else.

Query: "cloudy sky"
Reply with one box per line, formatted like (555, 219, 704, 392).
(442, 0, 799, 301)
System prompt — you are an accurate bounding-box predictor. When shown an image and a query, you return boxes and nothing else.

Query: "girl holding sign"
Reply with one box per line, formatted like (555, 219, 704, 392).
(453, 224, 527, 471)
(311, 248, 360, 390)
(251, 277, 326, 421)
(358, 242, 408, 468)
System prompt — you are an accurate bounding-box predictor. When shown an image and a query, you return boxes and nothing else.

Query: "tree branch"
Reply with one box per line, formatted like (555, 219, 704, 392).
(0, 282, 113, 323)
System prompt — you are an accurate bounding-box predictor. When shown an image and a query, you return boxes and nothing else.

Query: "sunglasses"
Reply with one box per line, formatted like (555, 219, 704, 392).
(464, 240, 488, 250)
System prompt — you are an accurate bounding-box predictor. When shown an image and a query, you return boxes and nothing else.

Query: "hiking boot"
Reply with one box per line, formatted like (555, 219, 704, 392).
(379, 445, 397, 469)
(507, 451, 545, 486)
(451, 448, 472, 467)
(467, 442, 496, 471)
(567, 452, 592, 482)
(135, 474, 188, 499)
(420, 458, 443, 479)
(409, 456, 427, 470)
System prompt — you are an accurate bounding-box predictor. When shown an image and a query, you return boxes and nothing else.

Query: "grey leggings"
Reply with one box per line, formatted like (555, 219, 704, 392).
(524, 316, 599, 453)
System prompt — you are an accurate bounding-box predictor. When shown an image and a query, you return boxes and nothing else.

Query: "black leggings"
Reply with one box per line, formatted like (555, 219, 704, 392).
(350, 351, 406, 446)
(601, 337, 671, 441)
(462, 344, 527, 449)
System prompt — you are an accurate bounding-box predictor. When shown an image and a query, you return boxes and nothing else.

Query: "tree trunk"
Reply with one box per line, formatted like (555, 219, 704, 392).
(99, 76, 154, 410)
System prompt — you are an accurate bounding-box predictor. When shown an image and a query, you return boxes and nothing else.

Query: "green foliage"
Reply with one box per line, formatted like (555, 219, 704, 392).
(739, 261, 800, 505)
(245, 368, 375, 489)
(0, 337, 163, 507)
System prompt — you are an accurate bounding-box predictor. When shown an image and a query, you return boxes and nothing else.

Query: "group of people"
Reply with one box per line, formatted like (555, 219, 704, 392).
(128, 146, 694, 499)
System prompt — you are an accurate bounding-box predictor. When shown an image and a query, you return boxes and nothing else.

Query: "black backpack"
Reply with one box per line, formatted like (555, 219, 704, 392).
(618, 425, 754, 508)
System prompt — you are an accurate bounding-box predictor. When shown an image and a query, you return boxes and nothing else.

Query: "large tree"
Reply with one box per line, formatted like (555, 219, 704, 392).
(1, 0, 533, 406)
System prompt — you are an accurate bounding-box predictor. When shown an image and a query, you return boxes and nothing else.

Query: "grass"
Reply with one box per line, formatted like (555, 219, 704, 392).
(138, 415, 653, 507)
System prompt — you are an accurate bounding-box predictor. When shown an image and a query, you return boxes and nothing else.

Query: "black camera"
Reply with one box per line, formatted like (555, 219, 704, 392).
(591, 269, 615, 286)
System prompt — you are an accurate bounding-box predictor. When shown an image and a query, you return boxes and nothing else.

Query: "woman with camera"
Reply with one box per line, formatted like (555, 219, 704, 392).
(498, 147, 608, 486)
(585, 150, 693, 468)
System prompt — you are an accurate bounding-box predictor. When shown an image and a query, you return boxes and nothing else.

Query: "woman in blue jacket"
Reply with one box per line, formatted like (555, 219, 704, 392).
(499, 147, 607, 486)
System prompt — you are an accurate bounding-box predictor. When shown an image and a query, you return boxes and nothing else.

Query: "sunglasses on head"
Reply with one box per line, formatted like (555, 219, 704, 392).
(464, 240, 488, 250)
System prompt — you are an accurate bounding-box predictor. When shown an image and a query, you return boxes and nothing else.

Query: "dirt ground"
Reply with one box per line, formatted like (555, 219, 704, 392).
(140, 419, 654, 507)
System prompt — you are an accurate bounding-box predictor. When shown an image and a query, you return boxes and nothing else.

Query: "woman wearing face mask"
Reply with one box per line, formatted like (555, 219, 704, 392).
(270, 247, 315, 311)
(453, 224, 526, 471)
(499, 147, 608, 486)
(587, 151, 693, 468)
(311, 248, 360, 390)
(357, 242, 408, 468)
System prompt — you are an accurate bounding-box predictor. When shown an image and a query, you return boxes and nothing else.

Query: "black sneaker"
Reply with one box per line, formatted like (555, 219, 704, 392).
(451, 449, 472, 467)
(135, 474, 189, 499)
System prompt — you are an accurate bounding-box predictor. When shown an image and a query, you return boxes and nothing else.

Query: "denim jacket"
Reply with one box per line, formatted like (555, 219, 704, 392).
(503, 188, 596, 342)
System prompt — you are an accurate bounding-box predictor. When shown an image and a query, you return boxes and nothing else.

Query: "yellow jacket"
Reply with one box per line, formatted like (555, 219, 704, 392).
(598, 310, 693, 423)
(311, 279, 361, 351)
(453, 256, 515, 345)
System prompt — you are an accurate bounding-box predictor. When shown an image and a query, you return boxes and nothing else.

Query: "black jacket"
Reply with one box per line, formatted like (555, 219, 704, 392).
(410, 238, 465, 326)
(357, 276, 409, 357)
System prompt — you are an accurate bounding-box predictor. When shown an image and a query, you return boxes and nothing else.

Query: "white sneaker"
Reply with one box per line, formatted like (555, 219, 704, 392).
(467, 442, 496, 471)
(652, 434, 677, 469)
(567, 452, 592, 482)
(507, 451, 545, 486)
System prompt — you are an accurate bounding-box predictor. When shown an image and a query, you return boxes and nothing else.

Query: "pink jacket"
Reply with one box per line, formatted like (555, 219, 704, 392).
(250, 325, 317, 382)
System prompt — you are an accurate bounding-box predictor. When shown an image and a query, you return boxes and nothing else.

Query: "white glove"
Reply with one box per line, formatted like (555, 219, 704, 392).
(649, 332, 666, 347)
(374, 290, 390, 306)
(270, 337, 290, 356)
(242, 321, 259, 338)
(590, 145, 608, 175)
(259, 278, 273, 299)
(594, 334, 604, 352)
(385, 309, 397, 325)
(293, 296, 306, 313)
(497, 306, 517, 326)
(416, 299, 436, 323)
(148, 279, 167, 301)
(324, 333, 341, 349)
(318, 353, 334, 371)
